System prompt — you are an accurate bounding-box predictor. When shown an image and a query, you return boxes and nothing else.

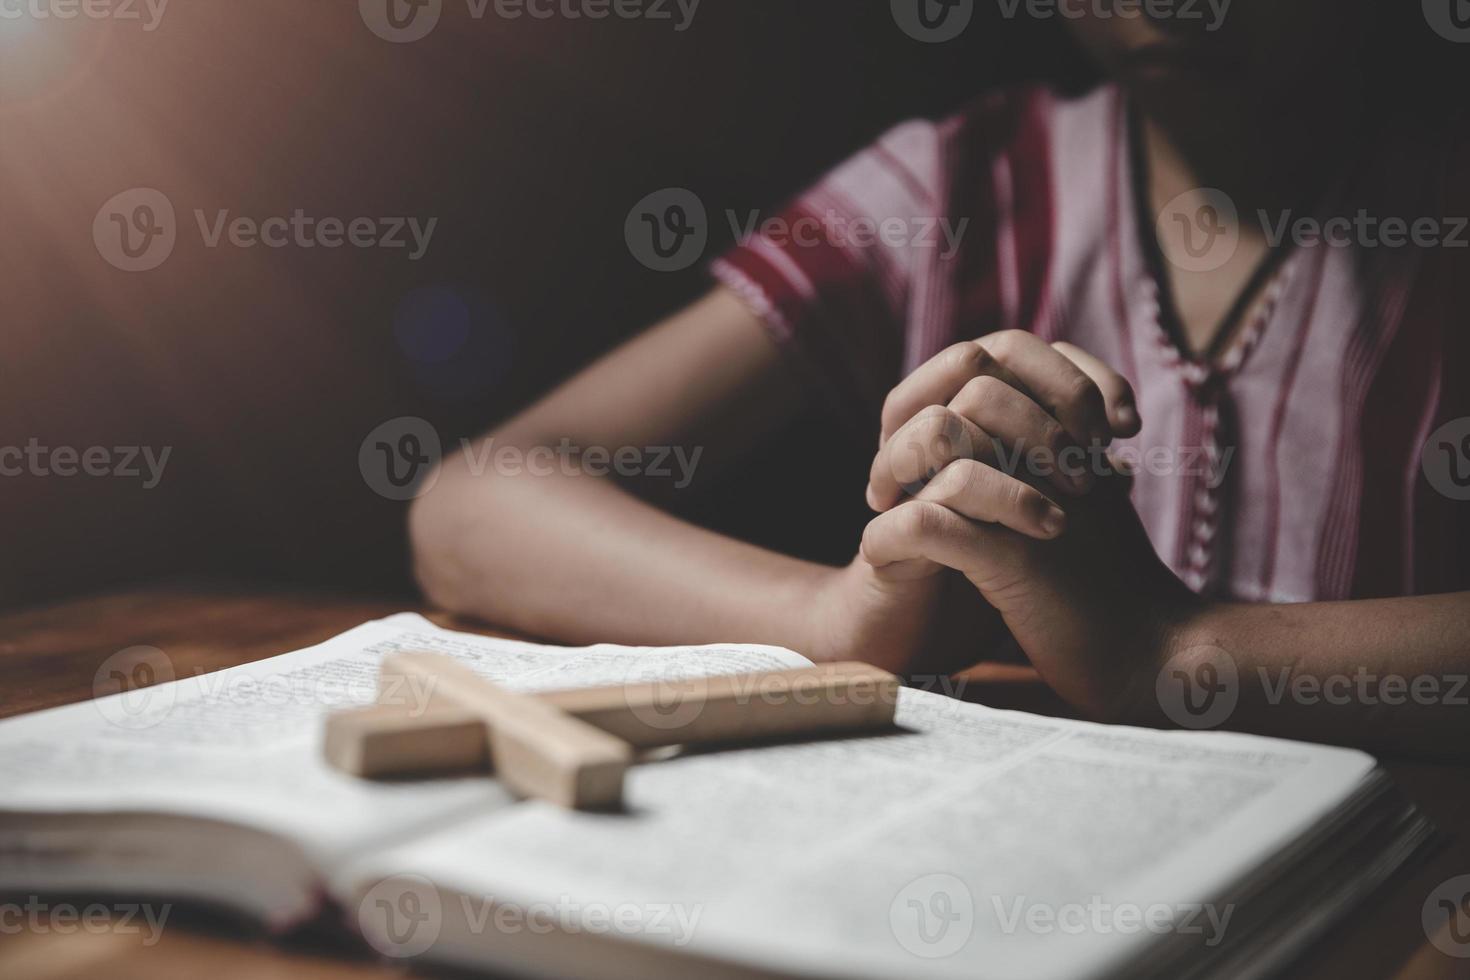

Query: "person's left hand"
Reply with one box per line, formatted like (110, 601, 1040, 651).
(862, 332, 1201, 719)
(862, 465, 1199, 720)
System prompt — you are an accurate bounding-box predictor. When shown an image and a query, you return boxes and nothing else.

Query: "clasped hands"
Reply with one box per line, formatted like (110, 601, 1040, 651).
(808, 331, 1201, 721)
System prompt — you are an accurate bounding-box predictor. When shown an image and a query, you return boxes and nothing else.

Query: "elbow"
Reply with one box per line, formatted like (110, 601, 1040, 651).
(407, 464, 479, 616)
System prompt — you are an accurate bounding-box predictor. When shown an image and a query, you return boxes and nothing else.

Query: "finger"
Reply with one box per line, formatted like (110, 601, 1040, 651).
(975, 330, 1111, 448)
(867, 405, 992, 511)
(879, 341, 1025, 446)
(860, 500, 1031, 590)
(948, 374, 1093, 495)
(1051, 342, 1141, 437)
(916, 458, 1067, 540)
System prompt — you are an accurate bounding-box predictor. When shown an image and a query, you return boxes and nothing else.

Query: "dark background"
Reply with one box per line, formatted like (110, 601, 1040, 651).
(0, 1, 1091, 609)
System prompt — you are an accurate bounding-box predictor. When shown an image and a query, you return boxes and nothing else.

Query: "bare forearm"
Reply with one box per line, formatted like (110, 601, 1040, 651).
(409, 287, 840, 650)
(410, 455, 834, 651)
(1141, 593, 1470, 758)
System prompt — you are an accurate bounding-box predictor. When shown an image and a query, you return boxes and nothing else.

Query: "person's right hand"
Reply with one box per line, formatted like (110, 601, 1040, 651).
(866, 331, 1141, 538)
(806, 331, 1142, 677)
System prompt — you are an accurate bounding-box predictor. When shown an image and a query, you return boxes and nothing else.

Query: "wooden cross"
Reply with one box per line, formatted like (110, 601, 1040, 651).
(323, 653, 900, 811)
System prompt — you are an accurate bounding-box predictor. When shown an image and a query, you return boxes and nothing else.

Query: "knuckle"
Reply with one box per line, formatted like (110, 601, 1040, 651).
(913, 405, 957, 445)
(943, 342, 983, 375)
(983, 331, 1018, 360)
(958, 374, 1003, 407)
(1002, 478, 1029, 512)
(1062, 371, 1104, 413)
(929, 459, 980, 501)
(899, 501, 944, 538)
(1040, 418, 1068, 453)
(916, 402, 955, 425)
(893, 501, 926, 538)
(1013, 483, 1047, 519)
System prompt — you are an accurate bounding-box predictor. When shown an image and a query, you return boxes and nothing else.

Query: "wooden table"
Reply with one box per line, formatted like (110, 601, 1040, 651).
(0, 583, 1466, 980)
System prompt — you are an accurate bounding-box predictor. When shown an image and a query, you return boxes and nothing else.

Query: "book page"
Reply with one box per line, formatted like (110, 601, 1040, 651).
(0, 614, 811, 864)
(352, 690, 1377, 980)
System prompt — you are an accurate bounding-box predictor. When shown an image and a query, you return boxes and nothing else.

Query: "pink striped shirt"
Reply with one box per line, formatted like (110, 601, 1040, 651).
(713, 84, 1470, 603)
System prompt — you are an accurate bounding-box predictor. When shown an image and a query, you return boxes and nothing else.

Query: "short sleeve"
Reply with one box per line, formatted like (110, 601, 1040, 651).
(711, 120, 947, 432)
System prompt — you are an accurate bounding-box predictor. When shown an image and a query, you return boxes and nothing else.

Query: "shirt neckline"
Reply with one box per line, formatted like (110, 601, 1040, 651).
(1118, 96, 1299, 383)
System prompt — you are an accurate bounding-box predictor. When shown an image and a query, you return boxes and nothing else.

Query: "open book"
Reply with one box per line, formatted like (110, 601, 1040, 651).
(0, 614, 1436, 980)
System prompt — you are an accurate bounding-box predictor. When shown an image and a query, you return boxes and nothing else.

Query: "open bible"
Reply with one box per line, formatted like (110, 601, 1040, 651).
(0, 614, 1436, 979)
